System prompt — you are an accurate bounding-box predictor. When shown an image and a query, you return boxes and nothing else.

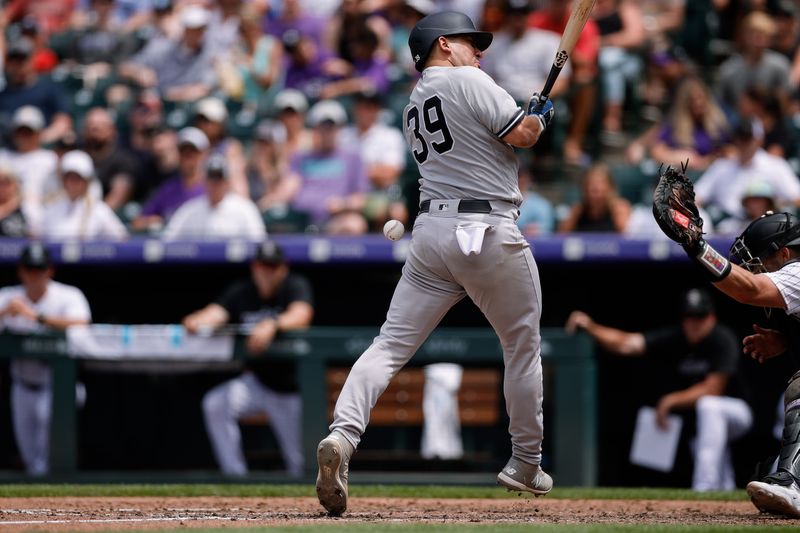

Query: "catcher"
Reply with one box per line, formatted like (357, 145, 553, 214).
(653, 164, 800, 517)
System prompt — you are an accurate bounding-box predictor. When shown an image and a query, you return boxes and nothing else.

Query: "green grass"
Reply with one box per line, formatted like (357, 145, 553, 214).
(0, 484, 748, 500)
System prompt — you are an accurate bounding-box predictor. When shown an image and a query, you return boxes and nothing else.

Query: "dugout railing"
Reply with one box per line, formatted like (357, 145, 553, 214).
(0, 327, 596, 486)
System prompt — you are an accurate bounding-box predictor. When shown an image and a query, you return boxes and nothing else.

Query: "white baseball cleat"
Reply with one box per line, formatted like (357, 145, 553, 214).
(496, 457, 553, 496)
(316, 433, 353, 517)
(747, 474, 800, 518)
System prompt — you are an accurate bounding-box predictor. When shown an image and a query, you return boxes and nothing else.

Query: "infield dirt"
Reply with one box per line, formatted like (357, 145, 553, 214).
(0, 496, 793, 530)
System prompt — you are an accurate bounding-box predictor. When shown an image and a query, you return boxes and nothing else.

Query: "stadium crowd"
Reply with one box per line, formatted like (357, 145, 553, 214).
(0, 0, 796, 239)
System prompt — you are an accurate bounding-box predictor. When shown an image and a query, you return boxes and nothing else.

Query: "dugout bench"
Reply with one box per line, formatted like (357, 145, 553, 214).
(0, 327, 596, 486)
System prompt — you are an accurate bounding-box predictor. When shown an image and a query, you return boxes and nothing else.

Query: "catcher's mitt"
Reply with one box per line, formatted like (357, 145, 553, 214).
(652, 161, 703, 248)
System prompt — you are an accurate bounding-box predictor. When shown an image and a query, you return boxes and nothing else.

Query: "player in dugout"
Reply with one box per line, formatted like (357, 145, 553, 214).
(566, 288, 753, 491)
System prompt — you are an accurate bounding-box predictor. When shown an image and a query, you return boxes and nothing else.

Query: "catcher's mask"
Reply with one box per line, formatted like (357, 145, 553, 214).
(730, 211, 800, 273)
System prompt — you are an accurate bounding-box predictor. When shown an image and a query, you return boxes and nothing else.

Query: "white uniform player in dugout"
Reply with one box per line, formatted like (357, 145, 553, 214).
(315, 11, 556, 516)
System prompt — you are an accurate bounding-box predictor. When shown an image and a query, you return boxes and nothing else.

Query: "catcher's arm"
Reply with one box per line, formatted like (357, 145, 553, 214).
(652, 162, 731, 281)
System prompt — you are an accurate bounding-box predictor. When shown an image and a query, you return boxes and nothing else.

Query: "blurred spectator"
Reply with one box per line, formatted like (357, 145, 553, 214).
(272, 88, 313, 158)
(648, 77, 729, 171)
(385, 0, 434, 77)
(132, 127, 209, 234)
(594, 0, 646, 145)
(716, 11, 790, 115)
(529, 0, 600, 165)
(81, 107, 142, 211)
(119, 5, 217, 102)
(638, 0, 687, 113)
(206, 0, 243, 60)
(566, 288, 753, 491)
(737, 86, 795, 158)
(124, 89, 175, 199)
(62, 0, 138, 68)
(517, 166, 554, 237)
(0, 106, 60, 235)
(0, 243, 91, 476)
(42, 150, 128, 240)
(339, 90, 407, 230)
(281, 29, 335, 100)
(3, 0, 76, 36)
(324, 0, 393, 63)
(694, 120, 800, 220)
(226, 4, 284, 111)
(6, 15, 59, 73)
(770, 0, 799, 60)
(0, 167, 28, 237)
(319, 21, 390, 99)
(263, 0, 326, 48)
(183, 240, 313, 477)
(162, 153, 266, 240)
(716, 180, 777, 236)
(132, 0, 182, 42)
(289, 100, 369, 234)
(558, 163, 631, 233)
(0, 38, 72, 144)
(71, 0, 154, 32)
(247, 119, 299, 211)
(192, 97, 249, 197)
(482, 0, 569, 103)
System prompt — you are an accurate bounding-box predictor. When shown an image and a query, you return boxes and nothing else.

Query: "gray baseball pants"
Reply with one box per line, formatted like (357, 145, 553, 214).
(330, 202, 544, 465)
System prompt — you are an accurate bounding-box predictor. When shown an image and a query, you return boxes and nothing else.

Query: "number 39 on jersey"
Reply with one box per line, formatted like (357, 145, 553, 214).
(405, 96, 454, 164)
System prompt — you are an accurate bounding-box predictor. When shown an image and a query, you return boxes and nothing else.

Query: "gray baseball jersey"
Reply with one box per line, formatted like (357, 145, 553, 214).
(329, 63, 545, 469)
(404, 66, 525, 205)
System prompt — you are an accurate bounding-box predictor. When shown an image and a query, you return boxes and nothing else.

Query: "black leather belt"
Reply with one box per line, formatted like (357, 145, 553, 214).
(419, 199, 492, 214)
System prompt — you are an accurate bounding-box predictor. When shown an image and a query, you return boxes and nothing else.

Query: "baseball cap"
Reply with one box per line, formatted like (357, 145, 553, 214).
(180, 5, 210, 29)
(195, 97, 228, 123)
(254, 240, 285, 264)
(205, 153, 228, 180)
(505, 0, 532, 14)
(12, 105, 45, 131)
(742, 180, 775, 201)
(733, 119, 764, 141)
(60, 150, 95, 179)
(6, 37, 33, 58)
(273, 89, 309, 114)
(177, 127, 210, 151)
(254, 119, 287, 143)
(19, 242, 51, 269)
(355, 88, 383, 106)
(681, 288, 715, 317)
(307, 100, 348, 127)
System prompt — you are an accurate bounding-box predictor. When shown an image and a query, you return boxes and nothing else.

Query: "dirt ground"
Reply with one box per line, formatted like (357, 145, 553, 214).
(0, 496, 795, 530)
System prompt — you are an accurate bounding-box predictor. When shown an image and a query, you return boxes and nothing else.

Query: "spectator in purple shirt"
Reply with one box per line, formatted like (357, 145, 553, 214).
(319, 25, 390, 100)
(649, 77, 730, 171)
(289, 100, 369, 235)
(132, 127, 209, 233)
(264, 0, 326, 49)
(281, 29, 335, 100)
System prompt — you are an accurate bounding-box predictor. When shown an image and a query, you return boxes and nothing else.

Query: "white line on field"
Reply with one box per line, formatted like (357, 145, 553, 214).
(0, 516, 254, 525)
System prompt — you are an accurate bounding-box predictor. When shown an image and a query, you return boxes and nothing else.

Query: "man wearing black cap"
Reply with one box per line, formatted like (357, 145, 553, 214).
(0, 243, 91, 475)
(0, 37, 72, 144)
(566, 288, 753, 491)
(182, 240, 314, 477)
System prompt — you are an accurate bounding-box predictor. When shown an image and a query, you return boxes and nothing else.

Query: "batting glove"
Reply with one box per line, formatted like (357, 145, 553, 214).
(527, 93, 554, 132)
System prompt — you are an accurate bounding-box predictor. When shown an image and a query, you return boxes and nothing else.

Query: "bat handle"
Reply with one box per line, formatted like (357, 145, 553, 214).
(539, 65, 563, 101)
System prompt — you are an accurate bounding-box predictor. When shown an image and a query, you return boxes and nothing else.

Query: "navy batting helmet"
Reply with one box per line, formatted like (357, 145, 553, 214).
(730, 211, 800, 272)
(408, 11, 492, 72)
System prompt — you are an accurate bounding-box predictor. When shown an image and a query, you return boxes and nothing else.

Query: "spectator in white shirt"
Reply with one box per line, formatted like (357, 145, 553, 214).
(162, 153, 267, 240)
(42, 150, 128, 241)
(339, 90, 408, 231)
(693, 120, 800, 219)
(0, 106, 60, 235)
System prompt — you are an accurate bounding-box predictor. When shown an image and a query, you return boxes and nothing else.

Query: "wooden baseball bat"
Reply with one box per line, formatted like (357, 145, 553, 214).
(540, 0, 597, 99)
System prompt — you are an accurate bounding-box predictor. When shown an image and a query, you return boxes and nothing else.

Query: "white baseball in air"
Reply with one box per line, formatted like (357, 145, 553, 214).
(383, 219, 405, 241)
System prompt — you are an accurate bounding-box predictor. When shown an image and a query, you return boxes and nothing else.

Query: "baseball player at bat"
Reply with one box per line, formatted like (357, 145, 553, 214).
(315, 11, 554, 516)
(654, 165, 800, 516)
